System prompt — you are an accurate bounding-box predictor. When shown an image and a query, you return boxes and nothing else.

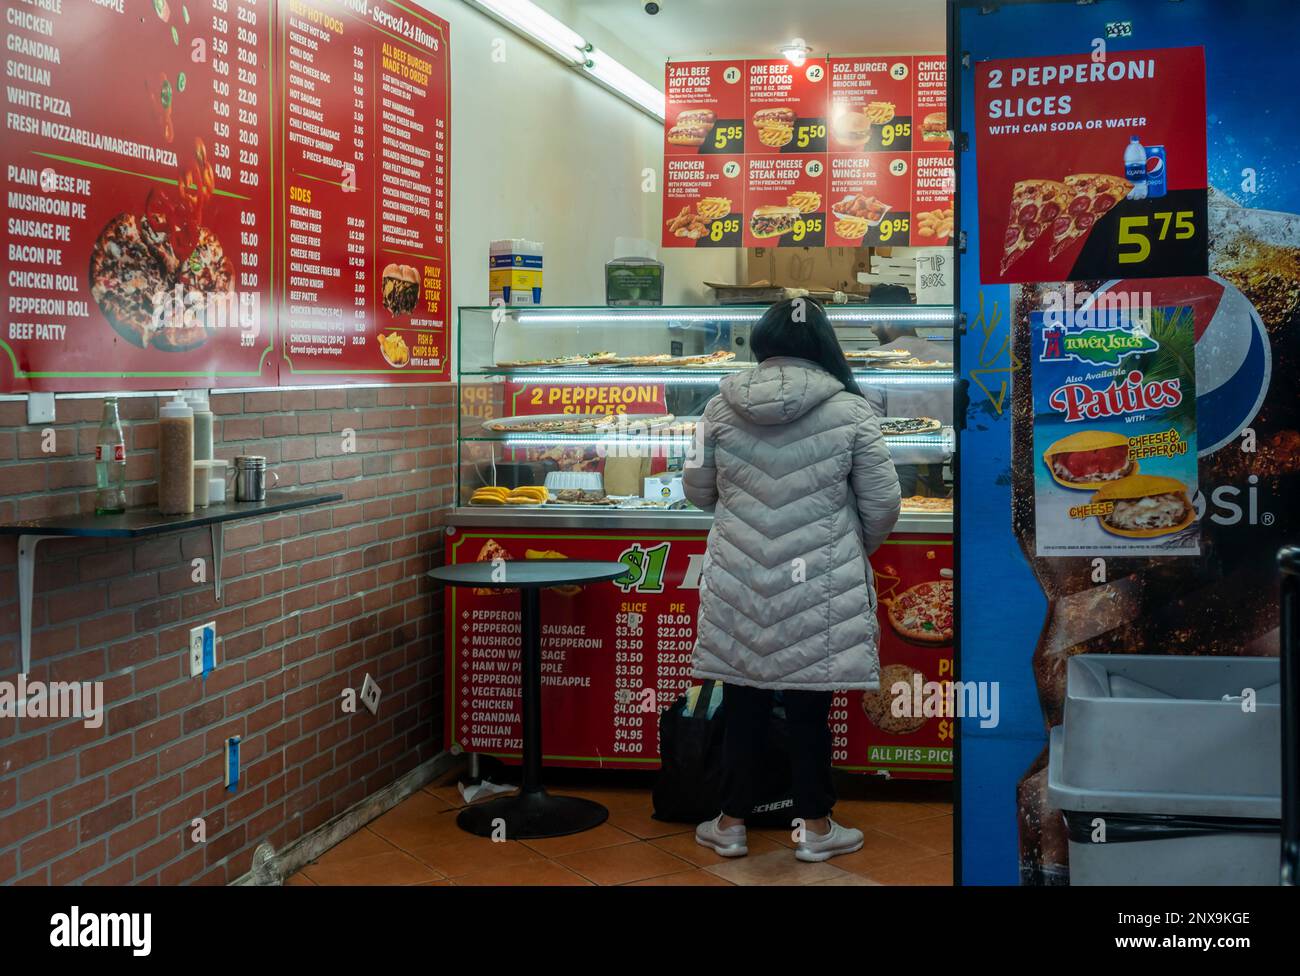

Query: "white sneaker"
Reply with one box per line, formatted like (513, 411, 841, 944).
(795, 818, 864, 862)
(695, 815, 748, 857)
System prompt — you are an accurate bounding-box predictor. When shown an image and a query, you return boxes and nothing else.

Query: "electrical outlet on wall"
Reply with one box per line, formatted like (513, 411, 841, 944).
(360, 674, 382, 715)
(189, 622, 217, 677)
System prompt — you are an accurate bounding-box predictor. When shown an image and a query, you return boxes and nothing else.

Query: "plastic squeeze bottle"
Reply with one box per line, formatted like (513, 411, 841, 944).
(158, 393, 195, 515)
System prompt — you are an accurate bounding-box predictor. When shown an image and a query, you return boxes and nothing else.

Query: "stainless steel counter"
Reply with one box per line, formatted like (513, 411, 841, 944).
(447, 507, 951, 535)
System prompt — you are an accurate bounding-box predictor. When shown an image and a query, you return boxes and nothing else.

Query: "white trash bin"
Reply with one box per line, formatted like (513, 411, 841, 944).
(1047, 654, 1280, 885)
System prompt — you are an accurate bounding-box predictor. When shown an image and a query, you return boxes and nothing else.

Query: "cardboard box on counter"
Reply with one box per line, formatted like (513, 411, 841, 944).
(705, 246, 873, 304)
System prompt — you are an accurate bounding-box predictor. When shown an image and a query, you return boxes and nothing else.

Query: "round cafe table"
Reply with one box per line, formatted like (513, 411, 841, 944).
(428, 560, 627, 838)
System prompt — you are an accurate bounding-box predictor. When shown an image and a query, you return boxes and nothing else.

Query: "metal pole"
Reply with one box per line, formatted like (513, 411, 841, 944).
(519, 586, 544, 795)
(1280, 546, 1299, 886)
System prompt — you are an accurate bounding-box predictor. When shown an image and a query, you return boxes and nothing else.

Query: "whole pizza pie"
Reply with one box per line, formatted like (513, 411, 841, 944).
(861, 663, 927, 734)
(484, 413, 619, 434)
(880, 417, 942, 436)
(877, 357, 953, 371)
(89, 212, 231, 352)
(89, 213, 172, 349)
(886, 579, 953, 644)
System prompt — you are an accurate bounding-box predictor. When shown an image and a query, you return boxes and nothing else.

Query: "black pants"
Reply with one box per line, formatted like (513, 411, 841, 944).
(720, 684, 836, 822)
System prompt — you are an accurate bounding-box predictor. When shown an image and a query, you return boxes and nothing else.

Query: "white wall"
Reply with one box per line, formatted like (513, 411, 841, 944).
(415, 0, 740, 314)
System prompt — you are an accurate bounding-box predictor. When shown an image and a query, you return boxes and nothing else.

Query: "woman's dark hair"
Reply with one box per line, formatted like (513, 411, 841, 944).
(750, 297, 864, 397)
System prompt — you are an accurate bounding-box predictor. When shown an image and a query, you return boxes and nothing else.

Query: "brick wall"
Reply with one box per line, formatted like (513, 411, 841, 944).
(0, 385, 455, 884)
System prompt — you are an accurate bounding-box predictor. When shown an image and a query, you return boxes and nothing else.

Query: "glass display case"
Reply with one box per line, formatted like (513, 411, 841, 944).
(455, 304, 956, 518)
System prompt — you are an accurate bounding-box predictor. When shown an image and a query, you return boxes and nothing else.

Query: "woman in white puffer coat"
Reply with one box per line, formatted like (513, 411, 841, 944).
(685, 297, 901, 863)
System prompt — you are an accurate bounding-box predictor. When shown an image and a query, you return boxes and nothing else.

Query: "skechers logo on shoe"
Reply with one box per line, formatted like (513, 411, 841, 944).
(50, 907, 151, 957)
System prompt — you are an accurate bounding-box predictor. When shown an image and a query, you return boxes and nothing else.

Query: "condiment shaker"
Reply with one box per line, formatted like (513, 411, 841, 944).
(158, 393, 194, 515)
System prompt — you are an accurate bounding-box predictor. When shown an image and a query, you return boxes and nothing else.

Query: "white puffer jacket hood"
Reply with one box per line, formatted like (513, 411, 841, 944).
(685, 358, 902, 691)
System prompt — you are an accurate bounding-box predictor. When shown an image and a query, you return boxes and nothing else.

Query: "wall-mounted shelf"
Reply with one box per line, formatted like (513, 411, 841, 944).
(1, 490, 343, 676)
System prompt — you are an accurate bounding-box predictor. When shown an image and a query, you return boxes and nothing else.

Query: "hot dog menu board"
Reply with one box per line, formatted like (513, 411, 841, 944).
(277, 0, 448, 383)
(663, 55, 953, 250)
(0, 0, 449, 393)
(446, 527, 953, 780)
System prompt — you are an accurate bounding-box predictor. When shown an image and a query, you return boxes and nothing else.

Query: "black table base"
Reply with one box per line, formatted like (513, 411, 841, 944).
(428, 560, 627, 841)
(456, 788, 609, 839)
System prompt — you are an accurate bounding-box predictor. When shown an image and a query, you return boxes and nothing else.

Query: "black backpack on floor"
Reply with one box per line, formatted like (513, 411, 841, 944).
(652, 680, 795, 829)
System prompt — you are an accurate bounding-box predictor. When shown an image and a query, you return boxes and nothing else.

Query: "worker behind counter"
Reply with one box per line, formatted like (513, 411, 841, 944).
(862, 321, 954, 498)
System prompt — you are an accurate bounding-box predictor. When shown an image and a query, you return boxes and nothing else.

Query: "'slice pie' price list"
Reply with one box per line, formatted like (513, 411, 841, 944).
(653, 608, 695, 752)
(613, 607, 649, 755)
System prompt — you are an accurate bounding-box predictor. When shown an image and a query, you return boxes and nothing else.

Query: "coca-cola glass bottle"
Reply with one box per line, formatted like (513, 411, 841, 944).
(95, 396, 127, 515)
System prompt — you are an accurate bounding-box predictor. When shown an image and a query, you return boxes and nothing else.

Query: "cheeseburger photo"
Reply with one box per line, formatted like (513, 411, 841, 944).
(1042, 430, 1135, 488)
(749, 205, 800, 239)
(1091, 474, 1195, 538)
(832, 109, 871, 149)
(921, 111, 948, 142)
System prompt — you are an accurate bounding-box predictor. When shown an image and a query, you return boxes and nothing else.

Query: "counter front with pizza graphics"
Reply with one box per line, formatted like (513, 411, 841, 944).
(445, 512, 953, 780)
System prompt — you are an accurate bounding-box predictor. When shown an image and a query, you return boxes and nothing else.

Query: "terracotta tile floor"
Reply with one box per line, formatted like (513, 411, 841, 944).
(291, 768, 953, 887)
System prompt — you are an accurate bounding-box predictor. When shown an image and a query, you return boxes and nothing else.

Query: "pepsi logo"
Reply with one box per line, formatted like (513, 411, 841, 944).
(1145, 155, 1164, 175)
(1079, 276, 1271, 456)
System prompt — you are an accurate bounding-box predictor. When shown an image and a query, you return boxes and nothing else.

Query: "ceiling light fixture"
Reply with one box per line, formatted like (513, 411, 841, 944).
(461, 0, 665, 121)
(583, 47, 666, 120)
(781, 38, 812, 67)
(461, 0, 586, 65)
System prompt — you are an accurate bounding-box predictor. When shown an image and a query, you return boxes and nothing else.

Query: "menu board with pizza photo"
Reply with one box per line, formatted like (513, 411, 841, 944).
(973, 45, 1207, 285)
(0, 0, 450, 393)
(663, 53, 950, 250)
(1, 0, 276, 392)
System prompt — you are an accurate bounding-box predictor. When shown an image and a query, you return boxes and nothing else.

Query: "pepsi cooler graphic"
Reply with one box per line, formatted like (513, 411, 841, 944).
(955, 0, 1300, 886)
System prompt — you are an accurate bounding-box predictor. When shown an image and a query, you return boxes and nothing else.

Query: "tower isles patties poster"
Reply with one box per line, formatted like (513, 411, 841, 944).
(0, 0, 449, 392)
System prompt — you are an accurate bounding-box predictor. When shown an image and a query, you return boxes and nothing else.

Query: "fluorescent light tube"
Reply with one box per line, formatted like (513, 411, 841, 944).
(463, 0, 586, 65)
(583, 47, 666, 120)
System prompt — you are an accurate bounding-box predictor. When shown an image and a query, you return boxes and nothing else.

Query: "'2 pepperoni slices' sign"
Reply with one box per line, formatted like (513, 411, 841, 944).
(973, 46, 1207, 285)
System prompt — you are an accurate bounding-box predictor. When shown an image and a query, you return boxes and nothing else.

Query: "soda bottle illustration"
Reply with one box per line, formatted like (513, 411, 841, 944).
(1144, 145, 1167, 199)
(1124, 136, 1147, 200)
(1004, 205, 1300, 884)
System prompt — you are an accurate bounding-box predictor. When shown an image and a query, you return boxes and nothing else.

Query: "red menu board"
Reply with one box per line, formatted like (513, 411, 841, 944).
(743, 156, 826, 247)
(446, 525, 952, 780)
(1, 0, 276, 392)
(277, 0, 450, 383)
(973, 46, 1207, 284)
(0, 0, 449, 393)
(662, 155, 744, 249)
(664, 60, 746, 156)
(663, 54, 950, 250)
